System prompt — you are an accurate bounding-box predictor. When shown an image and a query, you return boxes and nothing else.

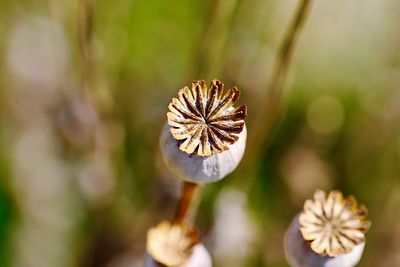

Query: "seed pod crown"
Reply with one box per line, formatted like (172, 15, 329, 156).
(299, 190, 371, 257)
(167, 79, 247, 157)
(146, 221, 199, 266)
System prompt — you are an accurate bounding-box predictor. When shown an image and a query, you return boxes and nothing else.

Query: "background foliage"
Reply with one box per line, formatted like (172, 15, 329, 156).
(0, 0, 399, 266)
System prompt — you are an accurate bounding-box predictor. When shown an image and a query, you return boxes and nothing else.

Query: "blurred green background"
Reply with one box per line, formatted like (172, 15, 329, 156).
(0, 0, 399, 266)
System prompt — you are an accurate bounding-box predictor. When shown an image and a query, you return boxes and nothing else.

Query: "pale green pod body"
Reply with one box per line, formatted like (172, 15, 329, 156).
(144, 243, 212, 267)
(284, 216, 365, 267)
(160, 123, 247, 184)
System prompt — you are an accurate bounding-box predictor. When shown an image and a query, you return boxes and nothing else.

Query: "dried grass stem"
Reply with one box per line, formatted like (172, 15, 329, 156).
(250, 0, 312, 160)
(175, 182, 201, 225)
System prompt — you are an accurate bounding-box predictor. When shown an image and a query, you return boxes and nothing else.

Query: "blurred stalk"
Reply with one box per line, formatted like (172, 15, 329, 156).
(238, 0, 313, 189)
(175, 182, 201, 226)
(73, 0, 120, 264)
(77, 0, 114, 112)
(78, 0, 95, 94)
(188, 0, 239, 79)
(76, 0, 116, 205)
(249, 0, 312, 163)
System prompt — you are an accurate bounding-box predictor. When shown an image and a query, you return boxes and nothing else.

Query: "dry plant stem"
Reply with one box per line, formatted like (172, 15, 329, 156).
(175, 182, 201, 225)
(245, 0, 313, 181)
(189, 0, 239, 78)
(78, 0, 95, 93)
(250, 0, 312, 159)
(76, 1, 114, 264)
(189, 0, 218, 78)
(250, 0, 312, 158)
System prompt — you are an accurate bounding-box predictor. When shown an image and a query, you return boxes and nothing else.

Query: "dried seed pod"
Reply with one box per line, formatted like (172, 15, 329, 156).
(160, 80, 247, 184)
(284, 190, 371, 267)
(144, 244, 212, 267)
(285, 216, 365, 267)
(145, 221, 211, 267)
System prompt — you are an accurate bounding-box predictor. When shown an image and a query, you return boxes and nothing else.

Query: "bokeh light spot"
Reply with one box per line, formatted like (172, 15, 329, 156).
(307, 95, 345, 134)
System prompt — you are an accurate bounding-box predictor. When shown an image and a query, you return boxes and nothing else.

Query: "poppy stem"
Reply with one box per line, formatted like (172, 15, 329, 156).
(78, 0, 96, 95)
(238, 0, 313, 191)
(175, 182, 201, 225)
(253, 0, 312, 157)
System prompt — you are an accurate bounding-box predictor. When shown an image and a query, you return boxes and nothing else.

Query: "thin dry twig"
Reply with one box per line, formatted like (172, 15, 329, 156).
(251, 0, 312, 161)
(189, 0, 239, 79)
(175, 182, 201, 225)
(78, 0, 95, 93)
(238, 0, 313, 189)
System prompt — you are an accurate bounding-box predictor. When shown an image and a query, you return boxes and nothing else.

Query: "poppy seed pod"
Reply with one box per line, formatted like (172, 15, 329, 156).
(285, 216, 365, 267)
(160, 80, 247, 184)
(284, 190, 371, 267)
(144, 244, 212, 267)
(145, 221, 211, 267)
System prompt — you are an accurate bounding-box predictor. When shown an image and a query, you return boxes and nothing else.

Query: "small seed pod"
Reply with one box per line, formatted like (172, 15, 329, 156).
(144, 244, 212, 267)
(145, 221, 211, 267)
(160, 79, 247, 184)
(284, 190, 371, 267)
